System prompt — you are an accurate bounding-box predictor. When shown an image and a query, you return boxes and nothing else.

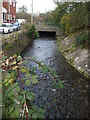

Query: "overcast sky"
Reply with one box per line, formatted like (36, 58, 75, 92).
(16, 0, 56, 13)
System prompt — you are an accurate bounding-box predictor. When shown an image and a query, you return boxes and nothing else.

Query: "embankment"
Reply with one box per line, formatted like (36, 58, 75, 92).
(57, 33, 89, 78)
(2, 31, 33, 56)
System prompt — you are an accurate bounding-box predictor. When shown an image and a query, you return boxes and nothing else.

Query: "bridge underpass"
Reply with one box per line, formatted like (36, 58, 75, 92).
(35, 24, 59, 37)
(38, 31, 56, 37)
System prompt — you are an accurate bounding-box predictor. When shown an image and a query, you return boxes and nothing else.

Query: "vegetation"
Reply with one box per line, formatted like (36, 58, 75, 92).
(74, 31, 88, 49)
(1, 52, 63, 119)
(60, 3, 88, 35)
(16, 12, 31, 22)
(1, 53, 45, 119)
(16, 5, 31, 22)
(18, 5, 28, 13)
(22, 23, 39, 39)
(51, 2, 88, 30)
(46, 1, 89, 48)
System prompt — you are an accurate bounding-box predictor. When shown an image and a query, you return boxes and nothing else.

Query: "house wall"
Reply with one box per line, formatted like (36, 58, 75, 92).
(10, 0, 16, 23)
(3, 1, 9, 11)
(3, 0, 16, 23)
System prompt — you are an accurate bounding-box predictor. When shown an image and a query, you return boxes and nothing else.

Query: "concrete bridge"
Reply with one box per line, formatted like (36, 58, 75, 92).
(35, 23, 60, 36)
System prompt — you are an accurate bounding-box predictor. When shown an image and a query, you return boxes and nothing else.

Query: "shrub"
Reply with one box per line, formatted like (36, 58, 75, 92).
(74, 31, 88, 48)
(61, 14, 71, 35)
(23, 23, 39, 39)
(60, 2, 88, 35)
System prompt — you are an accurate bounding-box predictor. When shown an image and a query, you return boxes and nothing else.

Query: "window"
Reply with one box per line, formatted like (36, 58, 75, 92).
(13, 0, 16, 7)
(13, 15, 16, 20)
(10, 14, 12, 20)
(10, 0, 12, 5)
(2, 24, 7, 27)
(8, 14, 9, 19)
(3, 13, 6, 22)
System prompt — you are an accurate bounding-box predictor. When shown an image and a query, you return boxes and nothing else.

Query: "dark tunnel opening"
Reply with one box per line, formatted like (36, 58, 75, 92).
(38, 31, 56, 38)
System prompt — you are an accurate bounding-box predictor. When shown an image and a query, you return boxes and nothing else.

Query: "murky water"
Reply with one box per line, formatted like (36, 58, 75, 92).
(22, 37, 89, 118)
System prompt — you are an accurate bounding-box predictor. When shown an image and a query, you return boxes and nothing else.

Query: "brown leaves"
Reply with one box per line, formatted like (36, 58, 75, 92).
(1, 53, 23, 71)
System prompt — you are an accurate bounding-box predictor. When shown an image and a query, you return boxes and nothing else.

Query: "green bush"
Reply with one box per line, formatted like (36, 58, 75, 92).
(23, 23, 39, 39)
(74, 31, 88, 48)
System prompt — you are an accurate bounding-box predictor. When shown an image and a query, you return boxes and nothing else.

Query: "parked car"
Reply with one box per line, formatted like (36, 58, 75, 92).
(12, 22, 20, 31)
(2, 23, 13, 33)
(8, 23, 13, 33)
(0, 24, 10, 34)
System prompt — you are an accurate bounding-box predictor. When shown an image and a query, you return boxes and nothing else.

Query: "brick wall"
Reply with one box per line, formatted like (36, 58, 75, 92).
(10, 1, 16, 23)
(3, 1, 9, 12)
(3, 0, 16, 23)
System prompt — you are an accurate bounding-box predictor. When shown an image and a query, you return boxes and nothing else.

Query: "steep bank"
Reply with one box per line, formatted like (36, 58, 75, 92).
(2, 31, 33, 56)
(57, 33, 89, 78)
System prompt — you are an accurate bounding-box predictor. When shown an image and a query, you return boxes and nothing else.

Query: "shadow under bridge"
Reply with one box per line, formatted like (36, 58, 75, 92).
(35, 24, 59, 37)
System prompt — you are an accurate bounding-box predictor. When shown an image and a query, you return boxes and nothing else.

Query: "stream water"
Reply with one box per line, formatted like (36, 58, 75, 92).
(22, 36, 88, 118)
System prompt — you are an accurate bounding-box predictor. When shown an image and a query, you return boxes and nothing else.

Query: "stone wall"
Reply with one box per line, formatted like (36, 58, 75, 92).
(57, 35, 89, 78)
(2, 31, 33, 56)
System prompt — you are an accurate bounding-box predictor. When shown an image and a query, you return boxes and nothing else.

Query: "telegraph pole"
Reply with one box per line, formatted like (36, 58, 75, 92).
(31, 0, 33, 23)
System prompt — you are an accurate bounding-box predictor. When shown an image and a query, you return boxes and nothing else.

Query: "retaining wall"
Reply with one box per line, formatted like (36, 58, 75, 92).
(2, 31, 33, 56)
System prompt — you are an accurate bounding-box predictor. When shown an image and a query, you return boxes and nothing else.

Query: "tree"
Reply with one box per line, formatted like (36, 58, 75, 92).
(49, 2, 70, 25)
(53, 0, 58, 4)
(17, 5, 31, 22)
(60, 2, 88, 35)
(18, 5, 28, 13)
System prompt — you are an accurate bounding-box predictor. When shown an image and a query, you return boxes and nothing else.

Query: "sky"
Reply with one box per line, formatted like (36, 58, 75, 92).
(16, 0, 57, 13)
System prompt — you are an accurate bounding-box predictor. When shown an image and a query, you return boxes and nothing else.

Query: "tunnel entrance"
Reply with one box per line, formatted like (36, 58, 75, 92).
(38, 31, 56, 37)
